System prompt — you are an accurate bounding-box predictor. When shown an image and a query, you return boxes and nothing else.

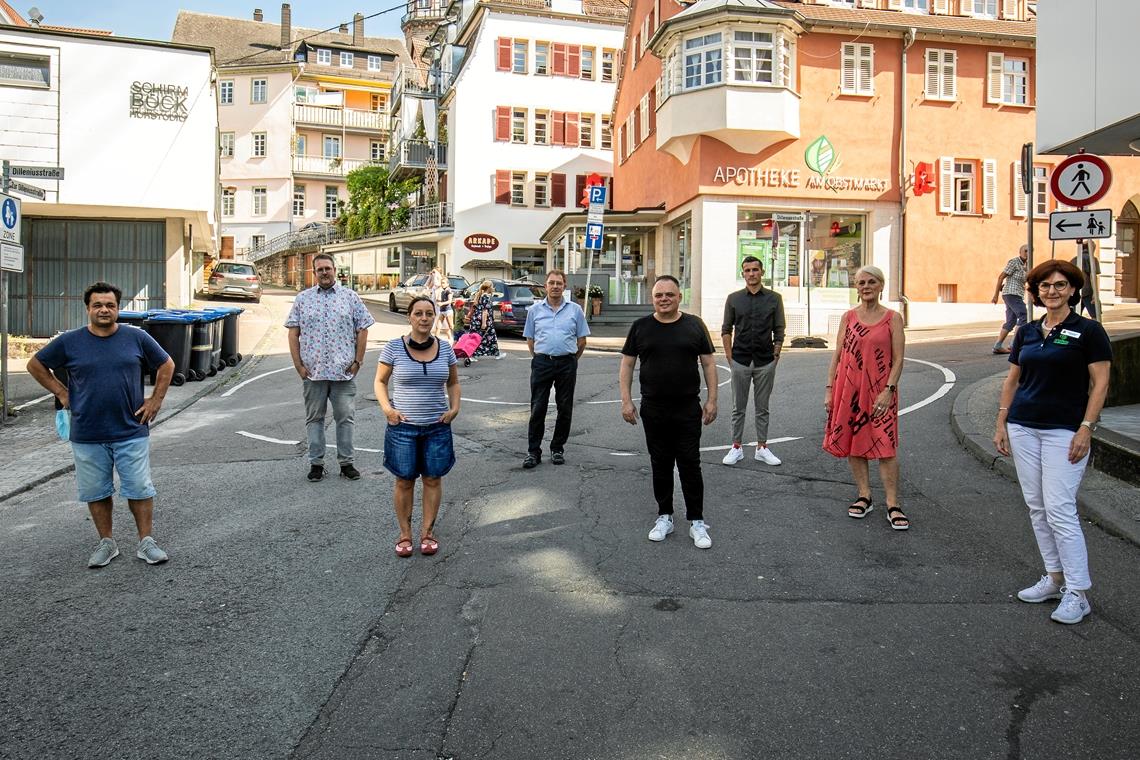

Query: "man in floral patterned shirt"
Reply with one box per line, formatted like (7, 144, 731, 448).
(286, 253, 375, 482)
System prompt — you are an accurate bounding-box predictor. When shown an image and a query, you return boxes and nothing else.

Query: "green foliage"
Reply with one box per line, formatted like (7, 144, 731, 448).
(338, 164, 422, 240)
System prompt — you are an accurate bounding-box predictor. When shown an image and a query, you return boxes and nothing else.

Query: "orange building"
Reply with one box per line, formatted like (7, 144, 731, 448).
(542, 0, 1140, 332)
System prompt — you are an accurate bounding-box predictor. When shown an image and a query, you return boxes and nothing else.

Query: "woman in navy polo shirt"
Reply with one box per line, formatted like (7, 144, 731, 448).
(994, 260, 1112, 625)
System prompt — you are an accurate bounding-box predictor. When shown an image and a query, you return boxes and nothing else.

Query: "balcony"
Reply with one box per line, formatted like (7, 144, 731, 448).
(655, 85, 799, 164)
(293, 155, 381, 178)
(401, 0, 448, 26)
(293, 104, 390, 133)
(391, 65, 450, 108)
(403, 202, 453, 232)
(388, 139, 447, 175)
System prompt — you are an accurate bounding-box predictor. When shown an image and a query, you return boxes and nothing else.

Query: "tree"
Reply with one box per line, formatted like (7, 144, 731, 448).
(338, 165, 421, 240)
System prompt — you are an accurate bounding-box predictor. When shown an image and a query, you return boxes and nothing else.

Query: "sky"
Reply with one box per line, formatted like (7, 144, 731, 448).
(23, 1, 407, 42)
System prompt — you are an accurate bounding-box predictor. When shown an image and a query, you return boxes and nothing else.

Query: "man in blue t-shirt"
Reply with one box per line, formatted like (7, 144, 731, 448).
(28, 282, 175, 568)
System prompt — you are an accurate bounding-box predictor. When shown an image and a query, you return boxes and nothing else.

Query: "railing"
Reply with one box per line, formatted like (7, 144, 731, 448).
(293, 155, 382, 177)
(404, 202, 453, 232)
(249, 224, 345, 263)
(388, 139, 447, 173)
(391, 65, 450, 104)
(293, 103, 390, 132)
(401, 0, 448, 25)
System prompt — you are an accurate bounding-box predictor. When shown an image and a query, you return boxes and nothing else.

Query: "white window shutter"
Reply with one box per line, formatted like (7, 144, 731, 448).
(888, 0, 903, 9)
(841, 43, 856, 93)
(860, 0, 879, 8)
(983, 159, 998, 215)
(944, 51, 957, 100)
(939, 157, 954, 213)
(1012, 161, 1027, 217)
(1001, 0, 1019, 20)
(987, 52, 1004, 104)
(960, 0, 973, 17)
(933, 0, 949, 14)
(925, 50, 940, 98)
(860, 44, 874, 94)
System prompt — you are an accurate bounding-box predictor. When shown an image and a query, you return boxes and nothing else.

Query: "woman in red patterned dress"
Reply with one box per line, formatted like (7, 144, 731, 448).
(823, 265, 909, 530)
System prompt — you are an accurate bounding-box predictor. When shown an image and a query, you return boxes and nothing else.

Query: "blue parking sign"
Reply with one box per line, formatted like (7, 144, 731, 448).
(585, 222, 604, 251)
(587, 185, 607, 205)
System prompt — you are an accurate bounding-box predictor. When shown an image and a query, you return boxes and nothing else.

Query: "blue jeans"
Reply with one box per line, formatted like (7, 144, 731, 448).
(303, 379, 356, 466)
(71, 437, 156, 503)
(384, 422, 455, 480)
(1002, 294, 1028, 331)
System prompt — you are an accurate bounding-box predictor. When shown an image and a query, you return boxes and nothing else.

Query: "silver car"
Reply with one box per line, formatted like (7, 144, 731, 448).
(206, 262, 263, 303)
(389, 274, 469, 313)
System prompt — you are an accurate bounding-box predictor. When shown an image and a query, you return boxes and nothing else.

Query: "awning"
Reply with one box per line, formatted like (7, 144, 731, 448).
(464, 258, 512, 269)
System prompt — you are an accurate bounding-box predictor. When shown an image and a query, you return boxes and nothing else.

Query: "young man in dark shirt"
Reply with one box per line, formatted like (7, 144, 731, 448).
(619, 275, 719, 549)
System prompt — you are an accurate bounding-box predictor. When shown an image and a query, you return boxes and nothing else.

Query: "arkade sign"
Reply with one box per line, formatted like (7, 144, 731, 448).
(129, 81, 189, 122)
(464, 233, 499, 253)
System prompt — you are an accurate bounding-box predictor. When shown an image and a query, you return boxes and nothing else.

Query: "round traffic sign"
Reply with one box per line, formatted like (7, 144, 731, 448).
(1049, 153, 1112, 207)
(2, 198, 17, 231)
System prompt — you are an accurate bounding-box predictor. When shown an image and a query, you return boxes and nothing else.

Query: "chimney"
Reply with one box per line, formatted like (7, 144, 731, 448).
(280, 3, 291, 50)
(353, 13, 364, 45)
(253, 8, 263, 21)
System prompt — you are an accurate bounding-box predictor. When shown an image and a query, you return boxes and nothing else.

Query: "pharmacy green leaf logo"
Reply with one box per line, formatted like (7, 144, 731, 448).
(804, 135, 838, 177)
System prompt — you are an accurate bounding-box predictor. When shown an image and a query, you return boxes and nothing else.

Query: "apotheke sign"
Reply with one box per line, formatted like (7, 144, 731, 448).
(129, 81, 189, 122)
(712, 166, 888, 193)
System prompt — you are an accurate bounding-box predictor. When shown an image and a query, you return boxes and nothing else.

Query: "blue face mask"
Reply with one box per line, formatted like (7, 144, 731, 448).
(55, 409, 71, 441)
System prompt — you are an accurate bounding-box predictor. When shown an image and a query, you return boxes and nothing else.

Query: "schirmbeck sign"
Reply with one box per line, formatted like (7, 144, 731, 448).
(129, 81, 189, 122)
(713, 166, 888, 192)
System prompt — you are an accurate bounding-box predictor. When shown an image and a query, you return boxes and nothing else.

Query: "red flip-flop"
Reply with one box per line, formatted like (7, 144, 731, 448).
(420, 537, 439, 555)
(395, 538, 414, 558)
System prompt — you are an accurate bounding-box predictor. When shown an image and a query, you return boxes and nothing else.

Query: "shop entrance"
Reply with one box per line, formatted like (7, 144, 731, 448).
(1116, 201, 1138, 301)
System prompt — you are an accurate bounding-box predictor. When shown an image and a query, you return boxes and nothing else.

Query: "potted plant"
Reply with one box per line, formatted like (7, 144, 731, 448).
(588, 284, 603, 315)
(573, 286, 586, 309)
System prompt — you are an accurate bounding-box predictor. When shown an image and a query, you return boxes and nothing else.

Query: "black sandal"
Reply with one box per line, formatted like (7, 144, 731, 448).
(886, 505, 910, 531)
(848, 496, 873, 519)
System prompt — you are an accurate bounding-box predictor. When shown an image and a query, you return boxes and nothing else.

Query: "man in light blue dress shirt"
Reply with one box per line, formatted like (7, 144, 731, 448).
(521, 270, 590, 468)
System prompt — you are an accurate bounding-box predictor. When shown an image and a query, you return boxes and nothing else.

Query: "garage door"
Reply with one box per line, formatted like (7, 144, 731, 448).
(7, 219, 166, 337)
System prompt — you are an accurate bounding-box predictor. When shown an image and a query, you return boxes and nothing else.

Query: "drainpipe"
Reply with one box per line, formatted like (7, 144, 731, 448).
(897, 27, 916, 326)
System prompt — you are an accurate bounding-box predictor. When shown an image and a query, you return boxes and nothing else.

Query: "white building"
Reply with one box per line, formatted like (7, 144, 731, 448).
(0, 24, 216, 336)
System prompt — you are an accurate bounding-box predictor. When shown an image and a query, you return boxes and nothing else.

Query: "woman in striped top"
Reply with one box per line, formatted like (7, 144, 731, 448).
(375, 296, 461, 557)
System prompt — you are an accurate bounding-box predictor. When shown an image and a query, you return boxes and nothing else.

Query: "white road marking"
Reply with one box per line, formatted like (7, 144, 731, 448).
(222, 366, 293, 397)
(699, 436, 802, 453)
(13, 393, 53, 411)
(236, 430, 381, 453)
(897, 357, 956, 416)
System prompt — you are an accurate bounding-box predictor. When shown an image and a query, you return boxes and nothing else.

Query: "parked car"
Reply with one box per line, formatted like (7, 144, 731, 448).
(206, 261, 262, 303)
(454, 279, 545, 334)
(388, 273, 470, 313)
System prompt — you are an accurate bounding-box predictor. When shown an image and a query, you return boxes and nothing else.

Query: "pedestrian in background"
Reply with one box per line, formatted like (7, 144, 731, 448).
(991, 245, 1029, 354)
(620, 275, 719, 549)
(286, 253, 375, 482)
(435, 280, 454, 339)
(1069, 249, 1101, 319)
(521, 270, 590, 469)
(27, 282, 175, 567)
(470, 280, 503, 360)
(720, 255, 785, 467)
(994, 260, 1111, 625)
(375, 297, 460, 558)
(823, 266, 909, 531)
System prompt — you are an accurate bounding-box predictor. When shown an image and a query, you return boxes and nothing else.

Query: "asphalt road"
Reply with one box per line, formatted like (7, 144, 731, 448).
(1, 297, 1138, 759)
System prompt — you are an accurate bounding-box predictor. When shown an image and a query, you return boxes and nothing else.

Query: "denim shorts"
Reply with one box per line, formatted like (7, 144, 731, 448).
(71, 436, 156, 503)
(384, 422, 456, 481)
(1002, 293, 1028, 331)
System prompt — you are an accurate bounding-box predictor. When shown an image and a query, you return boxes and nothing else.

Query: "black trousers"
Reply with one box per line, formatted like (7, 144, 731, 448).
(639, 397, 704, 521)
(528, 354, 578, 456)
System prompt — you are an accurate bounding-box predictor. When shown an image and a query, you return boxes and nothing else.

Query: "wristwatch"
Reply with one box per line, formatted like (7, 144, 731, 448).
(1080, 420, 1097, 431)
(887, 384, 897, 393)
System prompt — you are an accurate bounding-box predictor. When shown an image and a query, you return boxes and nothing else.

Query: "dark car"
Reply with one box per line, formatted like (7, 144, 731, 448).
(389, 273, 470, 313)
(206, 261, 262, 303)
(455, 279, 545, 334)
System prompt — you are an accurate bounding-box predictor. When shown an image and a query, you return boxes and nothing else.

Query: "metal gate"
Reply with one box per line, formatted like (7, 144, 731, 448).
(7, 219, 166, 337)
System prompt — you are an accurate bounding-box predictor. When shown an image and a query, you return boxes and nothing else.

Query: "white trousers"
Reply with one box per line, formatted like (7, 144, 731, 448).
(1007, 423, 1092, 590)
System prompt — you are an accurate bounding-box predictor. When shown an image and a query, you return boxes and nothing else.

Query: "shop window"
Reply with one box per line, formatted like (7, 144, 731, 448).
(512, 248, 546, 280)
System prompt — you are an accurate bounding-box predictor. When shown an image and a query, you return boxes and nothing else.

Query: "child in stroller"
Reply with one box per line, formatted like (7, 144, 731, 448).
(453, 330, 482, 367)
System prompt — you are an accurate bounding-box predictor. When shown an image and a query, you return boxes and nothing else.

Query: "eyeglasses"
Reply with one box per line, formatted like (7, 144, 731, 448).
(1037, 282, 1071, 291)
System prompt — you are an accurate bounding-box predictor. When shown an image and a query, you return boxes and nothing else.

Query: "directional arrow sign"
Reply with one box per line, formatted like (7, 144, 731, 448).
(7, 179, 46, 200)
(1049, 209, 1112, 241)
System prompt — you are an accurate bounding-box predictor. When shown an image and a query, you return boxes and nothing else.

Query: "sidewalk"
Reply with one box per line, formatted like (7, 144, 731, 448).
(950, 370, 1140, 548)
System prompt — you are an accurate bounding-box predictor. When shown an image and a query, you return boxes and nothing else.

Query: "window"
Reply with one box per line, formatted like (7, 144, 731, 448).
(371, 140, 385, 162)
(952, 161, 973, 213)
(323, 135, 341, 158)
(534, 110, 550, 145)
(841, 43, 874, 95)
(252, 187, 267, 216)
(972, 0, 997, 17)
(535, 42, 549, 75)
(513, 40, 528, 73)
(325, 186, 339, 219)
(534, 173, 551, 207)
(219, 80, 233, 105)
(220, 132, 235, 158)
(987, 54, 1028, 106)
(368, 55, 382, 71)
(601, 49, 616, 82)
(581, 47, 595, 80)
(639, 94, 650, 140)
(293, 185, 305, 216)
(251, 234, 266, 250)
(511, 108, 527, 143)
(296, 134, 307, 156)
(924, 49, 956, 100)
(251, 78, 268, 104)
(221, 188, 235, 217)
(317, 49, 331, 65)
(732, 30, 773, 84)
(640, 16, 650, 57)
(252, 132, 267, 157)
(939, 157, 997, 215)
(684, 33, 722, 89)
(580, 114, 594, 148)
(340, 52, 353, 68)
(902, 0, 929, 10)
(601, 115, 612, 150)
(0, 52, 50, 88)
(511, 172, 526, 206)
(371, 93, 384, 112)
(1032, 165, 1048, 216)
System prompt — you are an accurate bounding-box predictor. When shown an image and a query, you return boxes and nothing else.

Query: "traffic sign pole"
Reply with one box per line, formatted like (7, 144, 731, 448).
(582, 180, 607, 323)
(1023, 143, 1034, 323)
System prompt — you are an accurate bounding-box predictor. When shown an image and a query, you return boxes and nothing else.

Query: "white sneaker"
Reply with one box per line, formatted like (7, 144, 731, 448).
(689, 520, 712, 549)
(648, 515, 674, 542)
(1017, 575, 1062, 603)
(1050, 587, 1091, 624)
(721, 446, 744, 465)
(755, 446, 782, 466)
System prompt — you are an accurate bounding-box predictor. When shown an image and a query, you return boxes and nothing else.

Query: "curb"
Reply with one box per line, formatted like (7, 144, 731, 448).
(950, 372, 1140, 548)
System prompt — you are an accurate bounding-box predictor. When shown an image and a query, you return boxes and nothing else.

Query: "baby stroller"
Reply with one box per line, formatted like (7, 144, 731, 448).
(453, 330, 482, 367)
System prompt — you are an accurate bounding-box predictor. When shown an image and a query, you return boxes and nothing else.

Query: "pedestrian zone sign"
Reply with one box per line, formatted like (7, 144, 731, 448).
(1, 192, 19, 244)
(585, 222, 604, 251)
(1049, 209, 1112, 241)
(1050, 153, 1112, 207)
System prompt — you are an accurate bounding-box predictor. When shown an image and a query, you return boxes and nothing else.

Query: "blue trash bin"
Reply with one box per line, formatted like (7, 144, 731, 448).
(142, 310, 196, 386)
(203, 306, 244, 366)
